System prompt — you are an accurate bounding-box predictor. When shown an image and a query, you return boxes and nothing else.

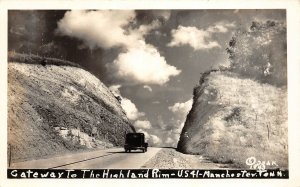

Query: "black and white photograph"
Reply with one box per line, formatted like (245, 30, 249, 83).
(1, 0, 300, 185)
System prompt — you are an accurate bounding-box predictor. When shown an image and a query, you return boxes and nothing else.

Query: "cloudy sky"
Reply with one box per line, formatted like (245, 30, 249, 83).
(8, 9, 286, 147)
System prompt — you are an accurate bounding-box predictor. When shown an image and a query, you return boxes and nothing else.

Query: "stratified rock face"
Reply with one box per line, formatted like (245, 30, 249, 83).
(8, 56, 134, 162)
(177, 21, 288, 168)
(177, 71, 288, 168)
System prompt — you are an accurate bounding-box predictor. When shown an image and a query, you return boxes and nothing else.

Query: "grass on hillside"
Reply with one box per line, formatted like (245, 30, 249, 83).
(8, 51, 82, 68)
(186, 71, 287, 169)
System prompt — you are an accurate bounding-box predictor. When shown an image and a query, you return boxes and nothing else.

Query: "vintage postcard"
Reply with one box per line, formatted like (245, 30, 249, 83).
(1, 0, 300, 187)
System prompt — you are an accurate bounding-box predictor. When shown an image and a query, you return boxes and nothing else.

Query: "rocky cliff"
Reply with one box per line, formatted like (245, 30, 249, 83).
(8, 53, 135, 162)
(177, 21, 288, 168)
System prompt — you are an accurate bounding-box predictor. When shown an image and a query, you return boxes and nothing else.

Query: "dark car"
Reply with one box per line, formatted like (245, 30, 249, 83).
(124, 133, 148, 153)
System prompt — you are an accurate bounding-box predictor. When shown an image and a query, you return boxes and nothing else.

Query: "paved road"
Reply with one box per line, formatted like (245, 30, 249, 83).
(9, 147, 162, 169)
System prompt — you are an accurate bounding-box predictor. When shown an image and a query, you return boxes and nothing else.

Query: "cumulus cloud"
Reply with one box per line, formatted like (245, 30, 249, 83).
(207, 22, 236, 33)
(135, 20, 161, 37)
(159, 99, 193, 147)
(143, 85, 152, 92)
(57, 10, 181, 85)
(168, 22, 235, 50)
(109, 85, 145, 121)
(157, 115, 167, 129)
(121, 98, 145, 120)
(134, 120, 152, 129)
(168, 26, 220, 50)
(137, 129, 162, 146)
(110, 42, 181, 85)
(137, 129, 150, 139)
(56, 10, 135, 49)
(173, 122, 185, 134)
(168, 99, 193, 117)
(150, 134, 162, 145)
(163, 129, 182, 147)
(165, 137, 174, 144)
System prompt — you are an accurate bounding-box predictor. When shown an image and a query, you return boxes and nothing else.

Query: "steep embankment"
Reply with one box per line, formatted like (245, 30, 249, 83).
(177, 21, 288, 168)
(8, 53, 134, 162)
(177, 71, 287, 168)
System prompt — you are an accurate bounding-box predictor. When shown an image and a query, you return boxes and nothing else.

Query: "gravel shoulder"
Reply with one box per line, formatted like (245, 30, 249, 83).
(142, 148, 235, 169)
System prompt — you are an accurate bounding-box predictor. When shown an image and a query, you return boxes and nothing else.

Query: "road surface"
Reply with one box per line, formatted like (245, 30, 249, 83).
(10, 147, 234, 169)
(10, 147, 162, 169)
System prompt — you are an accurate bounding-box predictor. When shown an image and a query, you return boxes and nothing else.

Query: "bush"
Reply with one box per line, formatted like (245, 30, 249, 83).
(226, 21, 287, 86)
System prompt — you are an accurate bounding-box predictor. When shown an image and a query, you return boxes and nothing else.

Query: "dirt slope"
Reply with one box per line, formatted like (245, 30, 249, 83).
(8, 54, 134, 162)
